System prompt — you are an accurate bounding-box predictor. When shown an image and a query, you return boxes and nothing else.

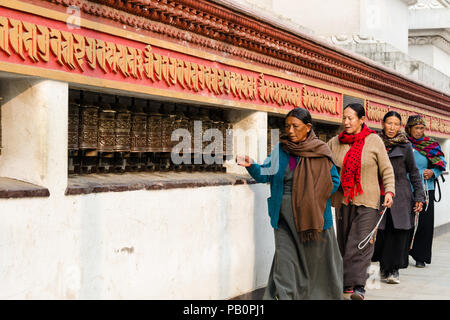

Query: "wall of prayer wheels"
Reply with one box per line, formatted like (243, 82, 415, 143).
(68, 89, 233, 175)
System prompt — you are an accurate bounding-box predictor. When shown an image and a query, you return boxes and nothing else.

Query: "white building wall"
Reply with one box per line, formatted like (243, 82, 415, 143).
(271, 0, 361, 38)
(360, 0, 410, 53)
(0, 184, 274, 299)
(435, 139, 450, 229)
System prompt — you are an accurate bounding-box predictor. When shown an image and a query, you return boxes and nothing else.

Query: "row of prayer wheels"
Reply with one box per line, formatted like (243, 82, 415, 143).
(68, 90, 233, 174)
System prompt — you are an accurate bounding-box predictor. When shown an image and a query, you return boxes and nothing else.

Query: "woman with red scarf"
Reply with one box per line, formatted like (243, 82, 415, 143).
(406, 115, 447, 268)
(328, 103, 395, 300)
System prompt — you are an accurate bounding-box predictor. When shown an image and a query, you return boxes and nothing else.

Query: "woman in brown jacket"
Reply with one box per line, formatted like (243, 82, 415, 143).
(328, 103, 395, 300)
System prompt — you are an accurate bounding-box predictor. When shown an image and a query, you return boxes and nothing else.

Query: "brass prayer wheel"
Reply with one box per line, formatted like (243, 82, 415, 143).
(199, 108, 212, 153)
(114, 103, 131, 152)
(97, 103, 116, 153)
(78, 102, 99, 150)
(146, 108, 163, 153)
(161, 110, 176, 153)
(130, 103, 148, 153)
(68, 102, 80, 151)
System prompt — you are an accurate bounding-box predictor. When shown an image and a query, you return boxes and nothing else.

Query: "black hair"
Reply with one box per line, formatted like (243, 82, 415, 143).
(382, 111, 402, 124)
(285, 107, 312, 125)
(344, 103, 365, 119)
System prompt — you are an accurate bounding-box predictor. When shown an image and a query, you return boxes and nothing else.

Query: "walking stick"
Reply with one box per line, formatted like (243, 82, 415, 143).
(358, 206, 388, 250)
(410, 173, 428, 250)
(410, 211, 420, 250)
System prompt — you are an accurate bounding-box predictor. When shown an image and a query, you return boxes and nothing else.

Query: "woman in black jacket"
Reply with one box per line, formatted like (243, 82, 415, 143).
(372, 111, 425, 284)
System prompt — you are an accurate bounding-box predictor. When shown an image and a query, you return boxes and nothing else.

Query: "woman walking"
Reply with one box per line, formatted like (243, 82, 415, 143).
(327, 103, 395, 300)
(237, 108, 343, 300)
(406, 115, 447, 268)
(371, 111, 425, 284)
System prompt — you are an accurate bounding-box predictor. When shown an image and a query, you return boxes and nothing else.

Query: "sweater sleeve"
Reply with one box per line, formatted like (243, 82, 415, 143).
(246, 144, 279, 184)
(375, 136, 396, 196)
(330, 164, 340, 195)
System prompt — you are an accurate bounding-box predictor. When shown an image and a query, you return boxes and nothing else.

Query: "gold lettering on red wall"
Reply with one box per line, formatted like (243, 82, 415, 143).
(302, 86, 338, 115)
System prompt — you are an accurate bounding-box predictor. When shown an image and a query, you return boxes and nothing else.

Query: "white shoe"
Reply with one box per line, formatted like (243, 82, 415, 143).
(386, 270, 400, 284)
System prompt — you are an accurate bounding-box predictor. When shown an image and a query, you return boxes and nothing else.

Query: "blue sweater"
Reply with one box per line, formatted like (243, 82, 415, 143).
(246, 143, 340, 230)
(412, 149, 445, 191)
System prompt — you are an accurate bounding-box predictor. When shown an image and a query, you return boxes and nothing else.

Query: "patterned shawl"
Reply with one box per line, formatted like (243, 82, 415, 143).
(408, 136, 447, 171)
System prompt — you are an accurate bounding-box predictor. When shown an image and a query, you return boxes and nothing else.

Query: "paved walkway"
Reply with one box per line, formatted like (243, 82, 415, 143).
(364, 231, 450, 300)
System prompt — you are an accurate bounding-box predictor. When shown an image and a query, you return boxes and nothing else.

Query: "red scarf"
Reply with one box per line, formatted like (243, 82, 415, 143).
(338, 125, 376, 203)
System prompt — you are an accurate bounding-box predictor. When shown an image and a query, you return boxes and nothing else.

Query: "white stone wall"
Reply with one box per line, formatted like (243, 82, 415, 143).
(435, 139, 450, 228)
(0, 184, 273, 299)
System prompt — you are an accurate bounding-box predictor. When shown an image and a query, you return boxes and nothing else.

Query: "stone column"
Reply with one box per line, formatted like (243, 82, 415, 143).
(0, 79, 68, 195)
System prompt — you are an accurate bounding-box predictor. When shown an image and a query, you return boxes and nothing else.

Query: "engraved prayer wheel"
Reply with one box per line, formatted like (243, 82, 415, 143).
(130, 103, 148, 153)
(174, 107, 191, 153)
(97, 104, 116, 153)
(68, 102, 80, 151)
(146, 101, 163, 153)
(114, 103, 131, 152)
(161, 111, 176, 153)
(78, 102, 99, 150)
(199, 108, 212, 153)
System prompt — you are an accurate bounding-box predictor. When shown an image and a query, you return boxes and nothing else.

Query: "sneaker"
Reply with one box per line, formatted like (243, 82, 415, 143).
(416, 261, 426, 268)
(351, 286, 365, 300)
(344, 286, 354, 294)
(380, 269, 389, 281)
(386, 270, 400, 284)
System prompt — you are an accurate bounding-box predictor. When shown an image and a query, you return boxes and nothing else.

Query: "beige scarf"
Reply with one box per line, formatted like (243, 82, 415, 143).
(280, 130, 335, 242)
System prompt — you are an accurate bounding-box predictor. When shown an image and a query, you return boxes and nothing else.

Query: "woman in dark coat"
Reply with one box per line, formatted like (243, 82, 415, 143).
(372, 111, 425, 284)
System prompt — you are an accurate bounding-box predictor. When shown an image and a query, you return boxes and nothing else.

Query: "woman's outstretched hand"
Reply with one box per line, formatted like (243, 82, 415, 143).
(236, 155, 252, 167)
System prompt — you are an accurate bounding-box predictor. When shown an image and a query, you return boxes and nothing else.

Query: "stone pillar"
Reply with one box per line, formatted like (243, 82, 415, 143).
(0, 79, 68, 195)
(225, 110, 267, 175)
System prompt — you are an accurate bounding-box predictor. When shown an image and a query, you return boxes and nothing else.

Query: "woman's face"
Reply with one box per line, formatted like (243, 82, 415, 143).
(410, 124, 425, 140)
(285, 116, 311, 143)
(382, 116, 401, 138)
(343, 107, 364, 135)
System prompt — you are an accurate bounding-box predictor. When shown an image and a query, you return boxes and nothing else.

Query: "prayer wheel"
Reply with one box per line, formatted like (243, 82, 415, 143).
(78, 92, 99, 174)
(114, 98, 131, 173)
(97, 97, 116, 173)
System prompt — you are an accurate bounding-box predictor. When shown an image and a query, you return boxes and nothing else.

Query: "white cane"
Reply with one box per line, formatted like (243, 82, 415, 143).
(358, 206, 388, 250)
(410, 211, 420, 250)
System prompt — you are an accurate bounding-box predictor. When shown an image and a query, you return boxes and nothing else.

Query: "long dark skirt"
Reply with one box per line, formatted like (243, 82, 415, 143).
(335, 204, 379, 288)
(263, 194, 344, 300)
(409, 190, 435, 264)
(372, 210, 411, 272)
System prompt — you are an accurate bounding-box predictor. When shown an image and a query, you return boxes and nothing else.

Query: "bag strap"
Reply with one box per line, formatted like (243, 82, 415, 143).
(434, 177, 442, 202)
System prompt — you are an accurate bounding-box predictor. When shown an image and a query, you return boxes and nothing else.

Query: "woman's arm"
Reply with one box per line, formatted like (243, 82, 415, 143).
(375, 136, 395, 207)
(330, 164, 340, 195)
(241, 144, 279, 184)
(405, 144, 425, 203)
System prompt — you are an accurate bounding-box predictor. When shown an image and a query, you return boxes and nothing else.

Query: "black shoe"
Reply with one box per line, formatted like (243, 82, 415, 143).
(351, 286, 365, 300)
(416, 261, 426, 268)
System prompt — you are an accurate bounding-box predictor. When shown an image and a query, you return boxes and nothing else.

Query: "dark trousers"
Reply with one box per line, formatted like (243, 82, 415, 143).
(372, 211, 411, 272)
(409, 190, 435, 264)
(335, 204, 379, 288)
